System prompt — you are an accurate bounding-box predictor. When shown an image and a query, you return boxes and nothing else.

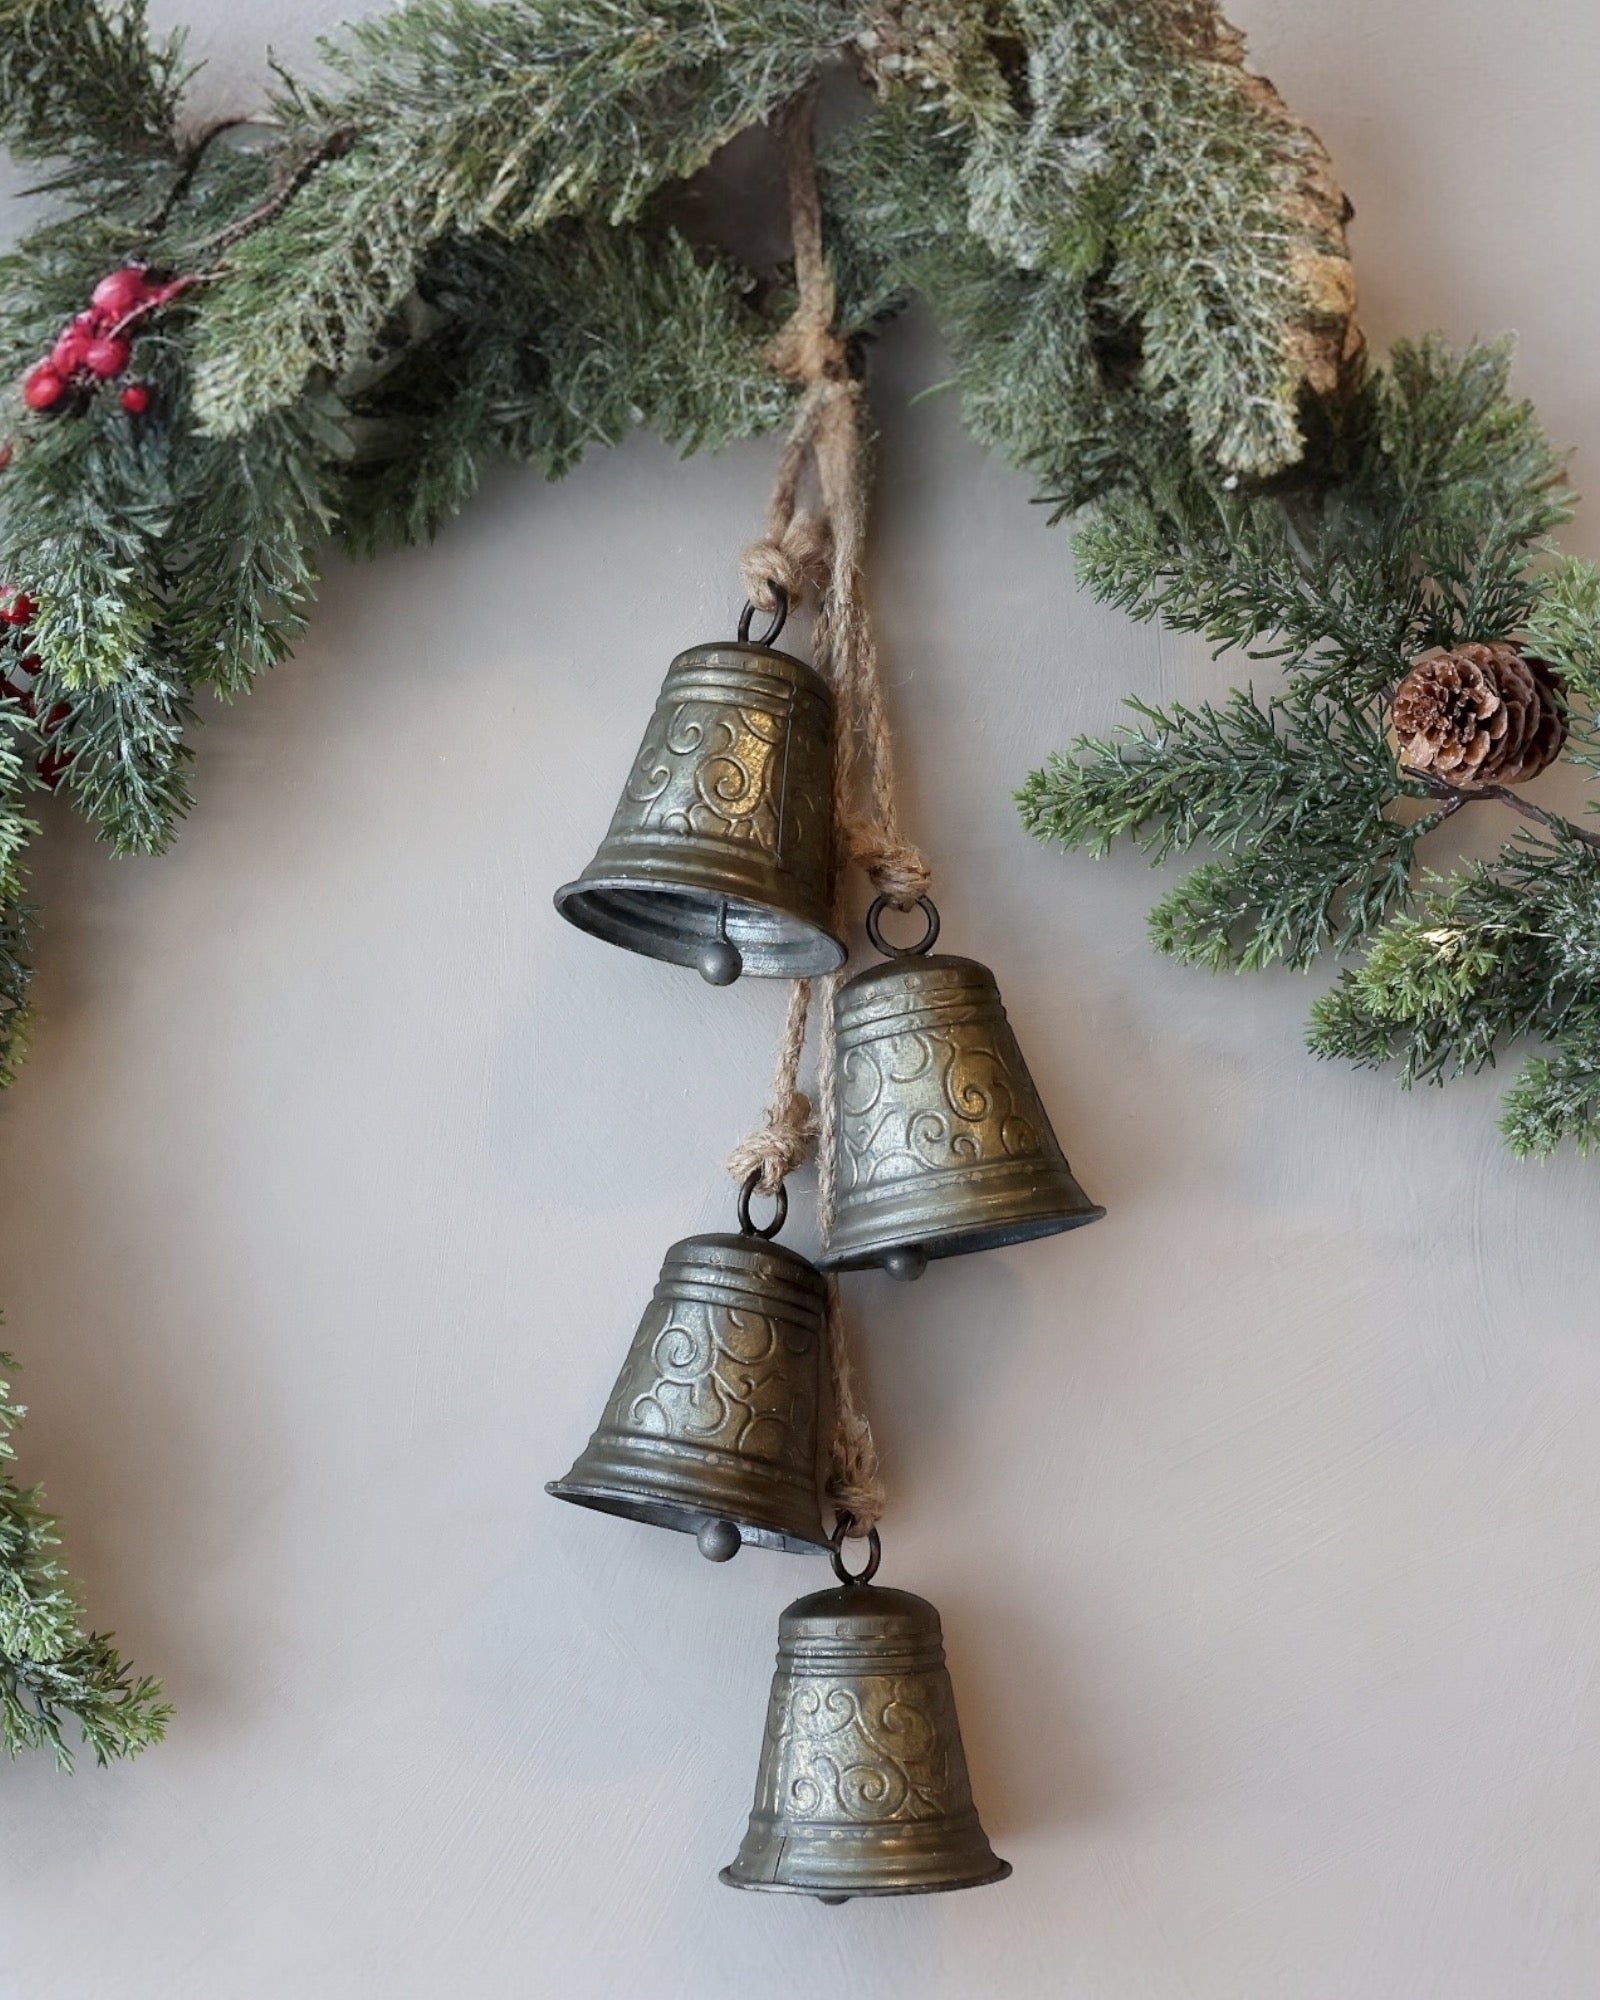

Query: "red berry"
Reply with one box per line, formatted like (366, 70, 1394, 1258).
(120, 382, 152, 415)
(22, 364, 66, 411)
(84, 337, 131, 381)
(90, 266, 148, 319)
(2, 592, 36, 627)
(51, 328, 90, 375)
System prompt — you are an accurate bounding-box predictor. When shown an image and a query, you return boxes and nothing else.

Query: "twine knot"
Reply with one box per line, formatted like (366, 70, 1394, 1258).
(740, 512, 830, 616)
(724, 1087, 816, 1196)
(766, 316, 851, 389)
(847, 822, 933, 908)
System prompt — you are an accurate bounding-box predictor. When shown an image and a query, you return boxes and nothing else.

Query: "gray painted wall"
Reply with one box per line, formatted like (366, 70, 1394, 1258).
(0, 4, 1596, 1994)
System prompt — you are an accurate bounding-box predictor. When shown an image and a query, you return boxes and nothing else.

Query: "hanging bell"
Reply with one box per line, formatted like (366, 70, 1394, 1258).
(554, 594, 846, 985)
(819, 896, 1104, 1280)
(721, 1526, 1011, 1900)
(546, 1177, 831, 1560)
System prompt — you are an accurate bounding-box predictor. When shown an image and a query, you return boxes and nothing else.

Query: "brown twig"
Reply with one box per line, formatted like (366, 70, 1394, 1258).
(191, 127, 356, 259)
(140, 117, 255, 237)
(1402, 765, 1600, 853)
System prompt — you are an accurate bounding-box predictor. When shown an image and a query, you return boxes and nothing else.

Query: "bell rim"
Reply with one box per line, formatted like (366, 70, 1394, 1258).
(718, 1857, 1013, 1898)
(817, 1200, 1106, 1271)
(545, 1476, 832, 1558)
(554, 876, 848, 979)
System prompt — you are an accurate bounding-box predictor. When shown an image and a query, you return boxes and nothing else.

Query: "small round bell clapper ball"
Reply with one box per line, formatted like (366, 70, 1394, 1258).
(881, 1244, 928, 1282)
(697, 1517, 742, 1562)
(697, 937, 743, 985)
(817, 1895, 850, 1906)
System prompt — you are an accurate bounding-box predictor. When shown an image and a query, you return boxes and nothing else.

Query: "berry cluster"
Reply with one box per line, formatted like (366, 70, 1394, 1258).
(21, 265, 175, 419)
(0, 587, 71, 791)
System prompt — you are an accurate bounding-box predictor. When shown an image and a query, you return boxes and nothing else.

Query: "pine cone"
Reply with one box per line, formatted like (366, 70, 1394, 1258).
(1391, 643, 1566, 789)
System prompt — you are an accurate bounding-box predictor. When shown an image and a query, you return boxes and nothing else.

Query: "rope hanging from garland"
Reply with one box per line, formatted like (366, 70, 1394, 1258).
(723, 94, 926, 1538)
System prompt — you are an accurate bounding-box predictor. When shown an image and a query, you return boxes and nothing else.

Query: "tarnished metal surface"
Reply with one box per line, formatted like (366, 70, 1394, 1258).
(546, 1231, 831, 1558)
(721, 1571, 1011, 1900)
(819, 941, 1104, 1273)
(554, 638, 845, 982)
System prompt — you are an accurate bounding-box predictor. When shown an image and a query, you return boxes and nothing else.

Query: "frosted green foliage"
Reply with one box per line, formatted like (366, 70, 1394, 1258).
(0, 323, 332, 846)
(1025, 336, 1600, 1151)
(1019, 684, 1428, 970)
(1071, 340, 1569, 701)
(1500, 1036, 1600, 1159)
(0, 0, 183, 175)
(191, 0, 858, 433)
(181, 0, 1354, 460)
(825, 98, 1174, 511)
(0, 1355, 170, 1767)
(871, 0, 1352, 476)
(341, 220, 792, 555)
(1308, 835, 1600, 1155)
(1524, 555, 1600, 700)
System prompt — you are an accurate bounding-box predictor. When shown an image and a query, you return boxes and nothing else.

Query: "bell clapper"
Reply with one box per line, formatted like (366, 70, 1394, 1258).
(697, 936, 742, 985)
(697, 900, 743, 985)
(881, 1243, 928, 1282)
(697, 1517, 742, 1563)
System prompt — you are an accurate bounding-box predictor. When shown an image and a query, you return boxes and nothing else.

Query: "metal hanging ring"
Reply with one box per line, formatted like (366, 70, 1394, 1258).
(829, 1516, 882, 1585)
(737, 1170, 788, 1240)
(737, 586, 789, 649)
(865, 894, 941, 959)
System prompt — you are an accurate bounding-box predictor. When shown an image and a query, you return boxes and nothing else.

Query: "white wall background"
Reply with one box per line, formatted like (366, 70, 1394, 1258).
(1, 4, 1598, 1996)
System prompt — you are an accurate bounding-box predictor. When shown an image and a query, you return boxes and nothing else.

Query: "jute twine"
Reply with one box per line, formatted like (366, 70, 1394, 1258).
(725, 94, 931, 1537)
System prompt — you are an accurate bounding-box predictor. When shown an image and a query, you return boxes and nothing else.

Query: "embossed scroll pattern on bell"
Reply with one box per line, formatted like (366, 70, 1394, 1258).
(623, 676, 818, 864)
(546, 1225, 831, 1559)
(819, 934, 1105, 1276)
(554, 632, 846, 983)
(721, 1557, 1011, 1900)
(597, 1244, 819, 1492)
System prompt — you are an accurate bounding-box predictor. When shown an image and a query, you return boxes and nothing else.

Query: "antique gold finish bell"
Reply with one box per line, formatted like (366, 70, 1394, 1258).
(546, 1178, 831, 1560)
(722, 1527, 1011, 1900)
(554, 596, 846, 984)
(819, 896, 1103, 1279)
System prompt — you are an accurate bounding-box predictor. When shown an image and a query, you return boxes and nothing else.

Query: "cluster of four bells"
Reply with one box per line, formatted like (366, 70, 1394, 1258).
(546, 591, 1103, 1901)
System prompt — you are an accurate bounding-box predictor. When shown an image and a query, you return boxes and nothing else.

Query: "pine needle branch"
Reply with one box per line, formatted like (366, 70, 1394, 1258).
(1019, 683, 1421, 969)
(0, 0, 184, 172)
(1307, 833, 1600, 1110)
(0, 1353, 169, 1769)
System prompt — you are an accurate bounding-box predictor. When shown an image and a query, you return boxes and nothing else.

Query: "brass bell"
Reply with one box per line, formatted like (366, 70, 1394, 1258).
(819, 896, 1104, 1279)
(554, 596, 846, 984)
(721, 1527, 1011, 1901)
(546, 1178, 831, 1560)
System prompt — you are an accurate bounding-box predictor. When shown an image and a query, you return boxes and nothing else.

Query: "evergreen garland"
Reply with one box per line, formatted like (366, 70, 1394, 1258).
(0, 0, 1584, 1757)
